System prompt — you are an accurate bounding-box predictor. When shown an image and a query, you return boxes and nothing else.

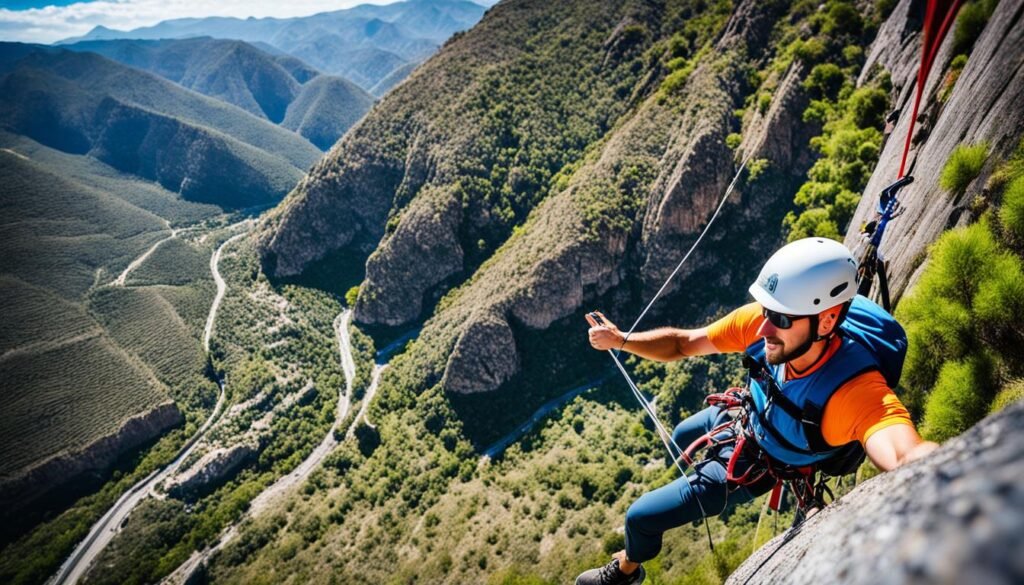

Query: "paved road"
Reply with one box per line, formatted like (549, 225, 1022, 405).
(481, 376, 609, 460)
(49, 225, 250, 585)
(203, 228, 249, 352)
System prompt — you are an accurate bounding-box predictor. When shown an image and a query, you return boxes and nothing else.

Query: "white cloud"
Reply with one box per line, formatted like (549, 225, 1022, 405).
(0, 0, 397, 44)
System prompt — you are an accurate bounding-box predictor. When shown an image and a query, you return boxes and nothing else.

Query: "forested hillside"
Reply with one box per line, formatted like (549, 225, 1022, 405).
(233, 0, 1023, 583)
(1, 0, 1021, 584)
(0, 45, 321, 207)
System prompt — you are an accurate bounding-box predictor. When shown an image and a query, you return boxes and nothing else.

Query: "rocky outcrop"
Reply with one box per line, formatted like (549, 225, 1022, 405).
(257, 0, 663, 305)
(845, 0, 1024, 301)
(432, 0, 805, 393)
(727, 399, 1024, 585)
(164, 443, 256, 500)
(355, 188, 465, 326)
(441, 311, 519, 393)
(0, 401, 182, 520)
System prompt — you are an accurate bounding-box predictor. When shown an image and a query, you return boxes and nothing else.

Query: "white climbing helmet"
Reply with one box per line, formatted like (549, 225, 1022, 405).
(749, 238, 859, 315)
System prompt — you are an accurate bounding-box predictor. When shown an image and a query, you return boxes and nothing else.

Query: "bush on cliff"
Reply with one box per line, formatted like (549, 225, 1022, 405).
(940, 142, 989, 194)
(898, 147, 1024, 440)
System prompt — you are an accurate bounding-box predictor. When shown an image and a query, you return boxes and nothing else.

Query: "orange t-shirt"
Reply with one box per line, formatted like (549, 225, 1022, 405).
(705, 302, 913, 447)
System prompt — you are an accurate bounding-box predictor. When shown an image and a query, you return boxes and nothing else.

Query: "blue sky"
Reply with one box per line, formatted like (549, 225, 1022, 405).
(0, 0, 401, 44)
(2, 1, 83, 8)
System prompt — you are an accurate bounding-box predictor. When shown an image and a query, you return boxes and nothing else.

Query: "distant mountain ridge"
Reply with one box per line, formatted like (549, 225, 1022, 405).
(56, 0, 489, 95)
(0, 44, 320, 207)
(61, 37, 374, 149)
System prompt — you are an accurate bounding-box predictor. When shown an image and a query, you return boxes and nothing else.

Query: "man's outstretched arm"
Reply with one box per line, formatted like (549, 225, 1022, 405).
(864, 423, 940, 471)
(585, 311, 719, 362)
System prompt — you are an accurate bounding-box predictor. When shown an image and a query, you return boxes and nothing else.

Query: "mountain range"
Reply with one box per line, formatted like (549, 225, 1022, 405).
(59, 37, 375, 150)
(57, 0, 490, 95)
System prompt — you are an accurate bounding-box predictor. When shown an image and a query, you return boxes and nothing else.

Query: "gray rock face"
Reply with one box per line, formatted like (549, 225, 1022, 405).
(727, 399, 1024, 585)
(441, 311, 519, 393)
(165, 443, 256, 500)
(845, 0, 1024, 301)
(354, 188, 464, 326)
(429, 0, 813, 394)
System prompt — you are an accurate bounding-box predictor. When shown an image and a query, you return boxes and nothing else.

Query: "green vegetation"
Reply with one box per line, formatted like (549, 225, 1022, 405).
(0, 47, 319, 207)
(763, 0, 893, 241)
(939, 142, 989, 194)
(897, 147, 1024, 441)
(999, 176, 1024, 243)
(952, 0, 997, 56)
(281, 75, 374, 150)
(81, 242, 347, 584)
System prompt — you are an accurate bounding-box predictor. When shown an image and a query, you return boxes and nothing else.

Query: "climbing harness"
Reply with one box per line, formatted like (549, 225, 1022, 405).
(593, 0, 962, 550)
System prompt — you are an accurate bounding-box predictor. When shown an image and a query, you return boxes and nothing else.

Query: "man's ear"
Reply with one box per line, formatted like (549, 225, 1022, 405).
(817, 308, 840, 336)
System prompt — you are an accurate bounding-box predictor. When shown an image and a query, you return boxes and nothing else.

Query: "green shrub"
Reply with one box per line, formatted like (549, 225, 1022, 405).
(849, 86, 888, 129)
(802, 63, 845, 99)
(725, 132, 742, 150)
(999, 176, 1024, 241)
(921, 355, 993, 442)
(953, 0, 997, 56)
(794, 38, 827, 64)
(991, 379, 1024, 414)
(345, 285, 360, 306)
(941, 142, 989, 194)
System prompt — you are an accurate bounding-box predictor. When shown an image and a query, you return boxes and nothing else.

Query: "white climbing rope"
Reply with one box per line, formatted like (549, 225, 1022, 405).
(601, 148, 755, 547)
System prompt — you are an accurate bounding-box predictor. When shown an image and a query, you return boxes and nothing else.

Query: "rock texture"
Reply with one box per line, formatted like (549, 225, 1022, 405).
(0, 401, 182, 520)
(727, 399, 1024, 585)
(845, 0, 1024, 301)
(165, 443, 256, 500)
(429, 0, 804, 393)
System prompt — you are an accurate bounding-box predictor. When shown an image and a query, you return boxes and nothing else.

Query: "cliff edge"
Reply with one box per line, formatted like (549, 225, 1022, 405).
(727, 399, 1024, 585)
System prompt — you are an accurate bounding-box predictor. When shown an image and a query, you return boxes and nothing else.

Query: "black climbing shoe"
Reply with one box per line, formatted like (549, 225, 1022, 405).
(574, 558, 645, 585)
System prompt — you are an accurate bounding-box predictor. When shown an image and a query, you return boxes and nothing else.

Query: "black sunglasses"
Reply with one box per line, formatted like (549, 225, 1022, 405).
(762, 308, 810, 330)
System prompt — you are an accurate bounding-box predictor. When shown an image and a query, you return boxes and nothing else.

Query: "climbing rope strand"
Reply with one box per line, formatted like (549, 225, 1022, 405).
(617, 149, 755, 348)
(599, 152, 755, 550)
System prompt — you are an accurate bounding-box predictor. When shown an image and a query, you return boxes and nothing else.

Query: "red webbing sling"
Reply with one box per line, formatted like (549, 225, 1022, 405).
(897, 0, 965, 178)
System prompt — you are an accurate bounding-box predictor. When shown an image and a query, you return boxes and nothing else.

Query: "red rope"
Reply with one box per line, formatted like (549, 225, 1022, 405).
(897, 0, 965, 178)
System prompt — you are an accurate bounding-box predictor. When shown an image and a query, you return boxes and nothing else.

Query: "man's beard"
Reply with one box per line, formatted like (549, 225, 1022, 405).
(764, 334, 815, 365)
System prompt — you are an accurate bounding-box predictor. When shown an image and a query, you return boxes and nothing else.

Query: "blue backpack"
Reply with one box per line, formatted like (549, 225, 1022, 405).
(839, 295, 908, 389)
(744, 294, 908, 475)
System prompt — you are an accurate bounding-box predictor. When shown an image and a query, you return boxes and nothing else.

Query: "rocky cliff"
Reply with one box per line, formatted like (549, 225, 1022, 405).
(258, 0, 839, 393)
(727, 398, 1024, 585)
(845, 0, 1024, 300)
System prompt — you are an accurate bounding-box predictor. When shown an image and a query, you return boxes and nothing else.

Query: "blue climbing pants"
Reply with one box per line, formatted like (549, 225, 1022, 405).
(624, 406, 773, 562)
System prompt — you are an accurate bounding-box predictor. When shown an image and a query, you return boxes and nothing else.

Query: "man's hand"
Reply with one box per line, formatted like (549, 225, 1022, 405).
(585, 311, 623, 351)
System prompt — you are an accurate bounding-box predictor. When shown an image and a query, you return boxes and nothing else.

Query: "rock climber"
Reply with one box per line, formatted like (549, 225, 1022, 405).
(575, 238, 939, 585)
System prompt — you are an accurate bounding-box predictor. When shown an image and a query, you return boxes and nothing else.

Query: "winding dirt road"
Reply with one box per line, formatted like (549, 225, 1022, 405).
(110, 222, 177, 287)
(163, 309, 372, 584)
(49, 228, 249, 585)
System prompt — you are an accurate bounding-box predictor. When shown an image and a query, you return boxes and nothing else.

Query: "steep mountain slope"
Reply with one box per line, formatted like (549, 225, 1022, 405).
(844, 0, 1024, 299)
(0, 137, 213, 534)
(63, 38, 303, 123)
(58, 0, 488, 92)
(0, 46, 320, 207)
(281, 75, 376, 150)
(258, 0, 815, 392)
(61, 38, 375, 150)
